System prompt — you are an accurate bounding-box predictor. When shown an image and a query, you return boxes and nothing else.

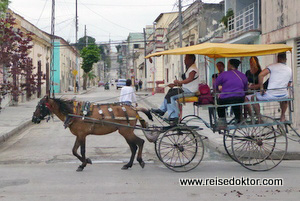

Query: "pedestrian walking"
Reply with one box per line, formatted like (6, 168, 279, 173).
(139, 79, 143, 90)
(135, 79, 139, 91)
(119, 79, 137, 106)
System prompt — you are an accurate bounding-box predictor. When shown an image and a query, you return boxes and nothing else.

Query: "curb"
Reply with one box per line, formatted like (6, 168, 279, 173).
(0, 119, 32, 145)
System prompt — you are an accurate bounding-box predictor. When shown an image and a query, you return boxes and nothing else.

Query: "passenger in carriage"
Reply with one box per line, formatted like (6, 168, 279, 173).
(211, 61, 225, 86)
(151, 54, 200, 124)
(244, 56, 262, 117)
(214, 59, 248, 124)
(252, 52, 292, 122)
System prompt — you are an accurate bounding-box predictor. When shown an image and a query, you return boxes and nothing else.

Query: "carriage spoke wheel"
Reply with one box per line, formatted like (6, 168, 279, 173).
(223, 130, 238, 162)
(157, 126, 204, 172)
(231, 116, 287, 171)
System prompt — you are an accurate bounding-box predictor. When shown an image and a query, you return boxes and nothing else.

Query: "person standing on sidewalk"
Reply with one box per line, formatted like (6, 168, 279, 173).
(119, 79, 137, 106)
(151, 54, 199, 124)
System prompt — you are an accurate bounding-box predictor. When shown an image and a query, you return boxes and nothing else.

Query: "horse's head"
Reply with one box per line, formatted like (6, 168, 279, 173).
(32, 95, 51, 124)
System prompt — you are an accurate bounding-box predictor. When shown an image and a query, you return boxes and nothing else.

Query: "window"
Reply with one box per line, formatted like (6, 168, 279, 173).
(134, 44, 139, 48)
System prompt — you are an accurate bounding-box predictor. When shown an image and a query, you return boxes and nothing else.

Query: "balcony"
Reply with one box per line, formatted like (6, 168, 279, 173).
(225, 2, 260, 42)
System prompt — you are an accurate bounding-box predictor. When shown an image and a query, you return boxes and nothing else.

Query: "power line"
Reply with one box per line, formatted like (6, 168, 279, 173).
(40, 0, 173, 7)
(40, 17, 74, 29)
(78, 0, 136, 32)
(36, 0, 48, 26)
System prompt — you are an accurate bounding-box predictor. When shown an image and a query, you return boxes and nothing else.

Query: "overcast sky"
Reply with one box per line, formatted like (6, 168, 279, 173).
(9, 0, 222, 49)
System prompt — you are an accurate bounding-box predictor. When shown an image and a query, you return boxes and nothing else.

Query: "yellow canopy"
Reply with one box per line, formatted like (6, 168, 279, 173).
(145, 43, 292, 59)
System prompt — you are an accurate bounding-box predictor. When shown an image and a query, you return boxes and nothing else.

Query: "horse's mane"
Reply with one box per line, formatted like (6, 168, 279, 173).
(52, 98, 74, 115)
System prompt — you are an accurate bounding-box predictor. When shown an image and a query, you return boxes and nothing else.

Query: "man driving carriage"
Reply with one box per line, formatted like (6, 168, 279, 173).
(151, 54, 200, 124)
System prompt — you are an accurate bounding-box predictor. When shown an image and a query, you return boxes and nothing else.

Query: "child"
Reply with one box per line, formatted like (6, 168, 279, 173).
(119, 79, 137, 106)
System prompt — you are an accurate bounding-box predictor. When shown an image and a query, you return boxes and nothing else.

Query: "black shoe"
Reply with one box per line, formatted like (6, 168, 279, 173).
(169, 117, 179, 126)
(151, 108, 165, 116)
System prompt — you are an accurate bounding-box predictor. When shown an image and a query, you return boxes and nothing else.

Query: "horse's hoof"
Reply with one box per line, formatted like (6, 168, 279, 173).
(86, 158, 92, 164)
(76, 165, 84, 172)
(139, 161, 145, 168)
(121, 165, 130, 170)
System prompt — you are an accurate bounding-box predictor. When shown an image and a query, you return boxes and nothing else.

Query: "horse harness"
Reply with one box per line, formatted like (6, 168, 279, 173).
(64, 101, 141, 128)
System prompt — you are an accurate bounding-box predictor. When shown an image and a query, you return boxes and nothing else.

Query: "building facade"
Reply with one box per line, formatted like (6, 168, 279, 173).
(9, 10, 51, 99)
(165, 2, 224, 87)
(51, 36, 79, 93)
(260, 0, 300, 126)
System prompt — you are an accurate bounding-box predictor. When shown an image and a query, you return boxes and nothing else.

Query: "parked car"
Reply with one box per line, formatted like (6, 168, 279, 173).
(98, 81, 105, 87)
(116, 79, 126, 89)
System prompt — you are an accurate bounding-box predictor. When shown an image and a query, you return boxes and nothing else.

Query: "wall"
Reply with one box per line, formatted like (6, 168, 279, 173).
(261, 0, 300, 127)
(12, 10, 51, 98)
(53, 40, 61, 93)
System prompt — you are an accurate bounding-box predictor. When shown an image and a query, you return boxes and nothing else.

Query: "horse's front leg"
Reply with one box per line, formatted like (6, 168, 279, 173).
(72, 137, 92, 172)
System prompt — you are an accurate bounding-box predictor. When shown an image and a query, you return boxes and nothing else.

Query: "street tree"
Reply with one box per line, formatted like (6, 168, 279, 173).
(0, 0, 10, 15)
(0, 12, 38, 109)
(80, 44, 100, 90)
(77, 36, 96, 51)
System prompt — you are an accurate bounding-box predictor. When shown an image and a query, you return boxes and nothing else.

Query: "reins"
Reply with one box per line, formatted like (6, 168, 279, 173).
(67, 114, 160, 132)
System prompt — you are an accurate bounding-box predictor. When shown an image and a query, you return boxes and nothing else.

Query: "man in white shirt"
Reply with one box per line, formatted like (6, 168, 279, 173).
(252, 52, 292, 122)
(152, 54, 199, 124)
(119, 79, 137, 106)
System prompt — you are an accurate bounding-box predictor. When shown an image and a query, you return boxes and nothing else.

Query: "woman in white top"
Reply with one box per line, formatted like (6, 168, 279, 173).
(119, 79, 137, 106)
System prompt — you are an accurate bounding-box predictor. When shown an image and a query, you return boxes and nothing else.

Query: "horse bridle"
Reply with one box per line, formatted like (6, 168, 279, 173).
(34, 99, 52, 122)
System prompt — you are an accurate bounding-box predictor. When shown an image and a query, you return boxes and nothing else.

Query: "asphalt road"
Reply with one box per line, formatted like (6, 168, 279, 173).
(0, 87, 300, 201)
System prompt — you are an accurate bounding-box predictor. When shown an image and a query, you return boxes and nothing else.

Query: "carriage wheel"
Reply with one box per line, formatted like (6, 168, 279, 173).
(157, 126, 204, 172)
(154, 135, 163, 162)
(223, 130, 237, 162)
(231, 116, 287, 171)
(180, 115, 206, 128)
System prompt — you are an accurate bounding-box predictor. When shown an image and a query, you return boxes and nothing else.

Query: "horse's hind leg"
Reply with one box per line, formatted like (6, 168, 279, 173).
(135, 136, 145, 168)
(122, 140, 137, 170)
(121, 130, 145, 170)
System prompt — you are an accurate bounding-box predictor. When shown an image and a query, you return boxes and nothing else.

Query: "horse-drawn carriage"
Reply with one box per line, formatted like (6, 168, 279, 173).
(32, 43, 300, 172)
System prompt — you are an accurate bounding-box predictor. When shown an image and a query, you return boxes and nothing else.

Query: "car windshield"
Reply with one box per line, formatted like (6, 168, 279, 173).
(118, 79, 126, 83)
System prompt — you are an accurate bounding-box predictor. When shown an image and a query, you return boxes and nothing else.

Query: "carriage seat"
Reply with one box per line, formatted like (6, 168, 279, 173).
(178, 96, 199, 104)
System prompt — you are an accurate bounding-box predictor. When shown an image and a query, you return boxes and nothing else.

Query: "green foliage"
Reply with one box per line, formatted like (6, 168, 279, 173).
(77, 36, 96, 51)
(87, 71, 96, 80)
(0, 0, 10, 15)
(220, 9, 234, 28)
(80, 44, 100, 73)
(116, 45, 121, 53)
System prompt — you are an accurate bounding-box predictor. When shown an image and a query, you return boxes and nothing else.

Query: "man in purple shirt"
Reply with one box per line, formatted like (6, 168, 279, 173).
(214, 59, 248, 123)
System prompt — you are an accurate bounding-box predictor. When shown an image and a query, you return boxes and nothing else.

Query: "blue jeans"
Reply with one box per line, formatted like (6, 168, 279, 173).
(159, 88, 195, 119)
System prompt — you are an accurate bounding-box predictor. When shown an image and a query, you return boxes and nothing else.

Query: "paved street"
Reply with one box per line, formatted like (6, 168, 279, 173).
(0, 87, 300, 201)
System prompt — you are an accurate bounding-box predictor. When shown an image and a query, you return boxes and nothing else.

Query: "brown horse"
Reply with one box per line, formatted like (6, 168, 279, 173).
(32, 95, 152, 171)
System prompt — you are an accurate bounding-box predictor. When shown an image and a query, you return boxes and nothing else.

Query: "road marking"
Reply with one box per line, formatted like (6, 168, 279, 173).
(64, 160, 154, 164)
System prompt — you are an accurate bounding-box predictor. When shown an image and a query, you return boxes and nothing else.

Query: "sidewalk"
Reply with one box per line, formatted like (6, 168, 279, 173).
(0, 87, 95, 145)
(140, 92, 300, 160)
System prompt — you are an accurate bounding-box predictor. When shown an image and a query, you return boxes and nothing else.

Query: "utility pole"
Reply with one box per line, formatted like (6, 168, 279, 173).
(152, 22, 156, 95)
(143, 28, 147, 90)
(75, 0, 80, 92)
(85, 25, 88, 47)
(178, 0, 184, 74)
(50, 0, 55, 97)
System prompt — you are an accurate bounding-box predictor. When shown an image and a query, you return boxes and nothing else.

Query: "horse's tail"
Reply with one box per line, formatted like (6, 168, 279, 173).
(136, 107, 153, 121)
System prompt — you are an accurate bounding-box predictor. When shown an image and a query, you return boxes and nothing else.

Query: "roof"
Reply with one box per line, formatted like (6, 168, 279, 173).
(145, 43, 292, 59)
